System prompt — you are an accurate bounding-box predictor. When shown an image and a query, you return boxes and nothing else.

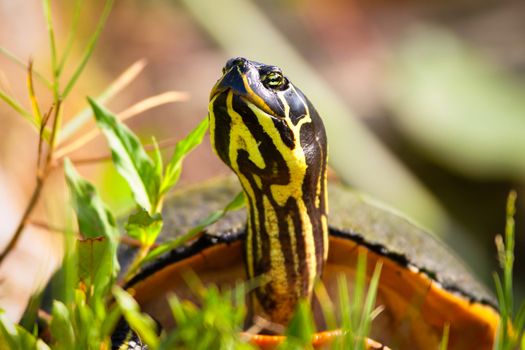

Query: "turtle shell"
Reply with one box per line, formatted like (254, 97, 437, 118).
(122, 176, 499, 350)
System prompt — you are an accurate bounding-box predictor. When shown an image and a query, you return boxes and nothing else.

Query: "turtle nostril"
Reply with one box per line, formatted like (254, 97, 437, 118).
(224, 57, 247, 71)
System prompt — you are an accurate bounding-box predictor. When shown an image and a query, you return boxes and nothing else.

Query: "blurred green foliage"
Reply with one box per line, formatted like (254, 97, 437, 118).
(386, 27, 525, 180)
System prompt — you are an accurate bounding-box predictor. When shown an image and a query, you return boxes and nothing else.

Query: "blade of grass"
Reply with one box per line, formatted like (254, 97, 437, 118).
(42, 0, 59, 99)
(282, 300, 315, 349)
(352, 252, 366, 329)
(118, 91, 189, 122)
(504, 191, 516, 316)
(357, 261, 382, 350)
(27, 60, 43, 126)
(337, 274, 351, 347)
(0, 47, 52, 88)
(56, 0, 84, 76)
(0, 89, 36, 128)
(313, 283, 337, 331)
(58, 59, 146, 143)
(493, 190, 521, 350)
(439, 324, 450, 350)
(61, 0, 114, 98)
(516, 304, 525, 345)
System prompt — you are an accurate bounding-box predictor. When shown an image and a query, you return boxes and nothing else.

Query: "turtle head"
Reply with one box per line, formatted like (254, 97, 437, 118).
(208, 57, 327, 176)
(208, 57, 328, 325)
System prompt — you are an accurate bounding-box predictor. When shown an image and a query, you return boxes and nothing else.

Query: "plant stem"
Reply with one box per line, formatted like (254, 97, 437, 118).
(0, 101, 62, 265)
(1, 1, 65, 263)
(0, 177, 45, 263)
(118, 244, 151, 286)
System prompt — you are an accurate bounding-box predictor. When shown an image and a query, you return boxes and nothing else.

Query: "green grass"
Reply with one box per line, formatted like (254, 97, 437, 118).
(493, 191, 525, 350)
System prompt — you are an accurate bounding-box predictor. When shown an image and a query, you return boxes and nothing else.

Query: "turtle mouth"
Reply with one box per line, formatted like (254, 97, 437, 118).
(209, 84, 228, 101)
(210, 68, 281, 119)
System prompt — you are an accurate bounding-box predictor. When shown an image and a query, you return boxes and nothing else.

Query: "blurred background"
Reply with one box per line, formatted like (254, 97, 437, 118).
(0, 0, 524, 322)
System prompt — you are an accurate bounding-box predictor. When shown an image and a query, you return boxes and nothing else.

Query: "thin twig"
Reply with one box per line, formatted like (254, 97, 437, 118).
(29, 219, 152, 249)
(45, 100, 62, 162)
(69, 154, 113, 166)
(0, 177, 45, 263)
(29, 219, 69, 233)
(37, 105, 54, 173)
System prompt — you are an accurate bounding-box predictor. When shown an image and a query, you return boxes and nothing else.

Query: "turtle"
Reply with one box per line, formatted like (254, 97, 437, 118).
(116, 57, 500, 349)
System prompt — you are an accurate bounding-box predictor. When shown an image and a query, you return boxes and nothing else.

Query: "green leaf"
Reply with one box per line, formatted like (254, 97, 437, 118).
(18, 288, 45, 333)
(126, 208, 163, 246)
(50, 301, 75, 350)
(88, 97, 159, 213)
(64, 159, 118, 240)
(77, 237, 109, 291)
(152, 136, 163, 186)
(144, 191, 245, 263)
(54, 220, 79, 307)
(64, 159, 120, 298)
(112, 287, 159, 348)
(0, 310, 50, 350)
(160, 117, 209, 195)
(0, 311, 21, 350)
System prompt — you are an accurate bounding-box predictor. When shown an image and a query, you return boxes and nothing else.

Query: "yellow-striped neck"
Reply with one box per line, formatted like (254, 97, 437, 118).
(208, 57, 328, 325)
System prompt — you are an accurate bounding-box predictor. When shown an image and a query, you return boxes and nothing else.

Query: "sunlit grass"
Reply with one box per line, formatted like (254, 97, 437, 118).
(493, 191, 525, 350)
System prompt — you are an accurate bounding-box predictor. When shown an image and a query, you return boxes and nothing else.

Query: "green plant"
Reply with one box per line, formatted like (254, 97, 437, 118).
(493, 191, 525, 350)
(0, 0, 188, 265)
(332, 253, 382, 350)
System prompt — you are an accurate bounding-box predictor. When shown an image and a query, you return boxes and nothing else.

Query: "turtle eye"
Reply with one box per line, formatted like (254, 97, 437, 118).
(262, 71, 287, 90)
